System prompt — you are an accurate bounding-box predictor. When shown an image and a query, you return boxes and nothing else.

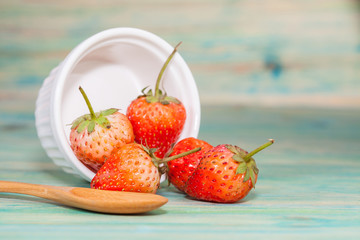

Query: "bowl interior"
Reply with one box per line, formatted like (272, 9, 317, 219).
(54, 29, 200, 181)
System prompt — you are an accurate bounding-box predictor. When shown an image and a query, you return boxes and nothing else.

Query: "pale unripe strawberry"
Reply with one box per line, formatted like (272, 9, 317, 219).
(69, 87, 134, 172)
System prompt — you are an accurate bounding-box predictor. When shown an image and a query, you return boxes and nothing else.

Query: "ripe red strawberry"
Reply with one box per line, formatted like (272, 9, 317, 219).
(185, 140, 274, 203)
(127, 42, 186, 158)
(167, 137, 213, 192)
(90, 143, 201, 193)
(90, 143, 161, 193)
(69, 87, 134, 172)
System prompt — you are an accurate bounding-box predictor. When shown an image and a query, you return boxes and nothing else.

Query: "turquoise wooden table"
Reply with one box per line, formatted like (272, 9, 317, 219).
(1, 106, 359, 239)
(1, 0, 359, 239)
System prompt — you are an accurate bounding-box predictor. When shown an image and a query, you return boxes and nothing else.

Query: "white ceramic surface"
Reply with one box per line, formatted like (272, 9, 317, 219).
(35, 28, 200, 182)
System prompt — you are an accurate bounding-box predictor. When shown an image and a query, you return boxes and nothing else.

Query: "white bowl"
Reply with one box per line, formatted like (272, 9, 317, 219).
(35, 28, 200, 182)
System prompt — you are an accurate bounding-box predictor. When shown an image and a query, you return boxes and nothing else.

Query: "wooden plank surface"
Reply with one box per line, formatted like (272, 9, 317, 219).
(1, 106, 360, 239)
(1, 0, 360, 239)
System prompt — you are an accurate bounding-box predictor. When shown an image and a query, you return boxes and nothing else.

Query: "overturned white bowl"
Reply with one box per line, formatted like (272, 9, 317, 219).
(35, 28, 200, 182)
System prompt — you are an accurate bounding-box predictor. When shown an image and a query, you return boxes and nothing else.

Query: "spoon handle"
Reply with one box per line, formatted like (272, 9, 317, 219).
(0, 180, 65, 201)
(0, 180, 168, 214)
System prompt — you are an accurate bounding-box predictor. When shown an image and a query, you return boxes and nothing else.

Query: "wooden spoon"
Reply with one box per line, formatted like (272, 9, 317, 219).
(0, 180, 168, 214)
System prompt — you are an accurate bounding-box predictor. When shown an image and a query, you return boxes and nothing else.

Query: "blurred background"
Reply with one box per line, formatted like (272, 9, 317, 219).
(0, 0, 359, 163)
(1, 0, 359, 110)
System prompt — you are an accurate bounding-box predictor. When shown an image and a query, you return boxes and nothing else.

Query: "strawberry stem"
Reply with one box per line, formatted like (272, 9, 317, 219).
(159, 147, 201, 163)
(154, 42, 182, 99)
(243, 139, 274, 162)
(79, 86, 96, 119)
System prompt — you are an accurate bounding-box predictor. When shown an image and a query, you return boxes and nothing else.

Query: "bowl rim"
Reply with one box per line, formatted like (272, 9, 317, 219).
(48, 27, 201, 181)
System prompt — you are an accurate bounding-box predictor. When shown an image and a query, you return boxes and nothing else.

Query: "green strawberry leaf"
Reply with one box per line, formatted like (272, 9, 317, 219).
(141, 145, 150, 155)
(253, 164, 259, 175)
(149, 148, 158, 156)
(77, 120, 90, 133)
(87, 121, 96, 134)
(157, 89, 163, 95)
(141, 86, 150, 95)
(96, 116, 111, 129)
(225, 144, 238, 154)
(101, 108, 118, 116)
(72, 110, 116, 134)
(71, 87, 119, 135)
(244, 168, 250, 182)
(236, 162, 247, 174)
(249, 168, 256, 187)
(226, 141, 270, 189)
(232, 154, 244, 163)
(71, 114, 90, 129)
(71, 116, 85, 130)
(145, 94, 158, 103)
(160, 100, 170, 105)
(164, 96, 181, 104)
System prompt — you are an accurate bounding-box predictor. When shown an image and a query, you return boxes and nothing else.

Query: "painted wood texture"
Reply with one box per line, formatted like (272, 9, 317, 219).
(0, 0, 359, 108)
(0, 0, 360, 239)
(1, 106, 360, 239)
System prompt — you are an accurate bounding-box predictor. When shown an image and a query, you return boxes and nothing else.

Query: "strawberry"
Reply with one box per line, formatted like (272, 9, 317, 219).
(167, 137, 213, 192)
(126, 42, 186, 158)
(69, 87, 134, 172)
(90, 143, 201, 193)
(90, 143, 161, 193)
(185, 140, 274, 203)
